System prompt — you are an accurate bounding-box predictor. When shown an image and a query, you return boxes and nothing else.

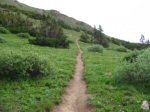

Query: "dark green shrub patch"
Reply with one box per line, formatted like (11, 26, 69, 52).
(17, 33, 31, 39)
(111, 37, 121, 46)
(29, 37, 70, 48)
(115, 47, 128, 52)
(0, 27, 10, 34)
(80, 32, 92, 43)
(0, 51, 52, 80)
(114, 48, 150, 83)
(0, 37, 7, 43)
(123, 50, 143, 63)
(88, 45, 103, 53)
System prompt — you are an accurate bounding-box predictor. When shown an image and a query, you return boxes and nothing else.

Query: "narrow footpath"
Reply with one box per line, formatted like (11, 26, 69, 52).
(53, 40, 91, 112)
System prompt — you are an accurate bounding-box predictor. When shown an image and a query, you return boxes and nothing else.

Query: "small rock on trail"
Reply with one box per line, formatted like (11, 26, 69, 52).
(141, 100, 149, 110)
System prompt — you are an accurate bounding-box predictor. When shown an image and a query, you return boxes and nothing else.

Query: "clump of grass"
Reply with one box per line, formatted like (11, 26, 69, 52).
(0, 51, 53, 80)
(123, 50, 143, 63)
(0, 27, 10, 34)
(0, 37, 7, 43)
(114, 48, 150, 83)
(88, 45, 103, 53)
(29, 37, 70, 48)
(17, 33, 31, 39)
(115, 46, 128, 52)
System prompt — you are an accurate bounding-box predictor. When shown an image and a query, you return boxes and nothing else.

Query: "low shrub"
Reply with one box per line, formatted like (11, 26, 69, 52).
(0, 27, 10, 34)
(29, 37, 69, 48)
(0, 51, 52, 80)
(0, 37, 7, 43)
(115, 47, 127, 52)
(80, 32, 92, 43)
(123, 50, 143, 63)
(88, 45, 103, 53)
(111, 37, 121, 46)
(114, 48, 150, 83)
(17, 33, 30, 39)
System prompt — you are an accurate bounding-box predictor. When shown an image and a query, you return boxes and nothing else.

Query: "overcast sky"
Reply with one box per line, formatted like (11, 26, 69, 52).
(17, 0, 150, 42)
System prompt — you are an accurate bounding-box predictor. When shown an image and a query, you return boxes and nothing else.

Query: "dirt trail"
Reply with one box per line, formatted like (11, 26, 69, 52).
(53, 40, 91, 112)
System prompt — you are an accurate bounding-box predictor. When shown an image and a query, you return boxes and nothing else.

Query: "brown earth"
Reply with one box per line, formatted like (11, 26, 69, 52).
(53, 40, 91, 112)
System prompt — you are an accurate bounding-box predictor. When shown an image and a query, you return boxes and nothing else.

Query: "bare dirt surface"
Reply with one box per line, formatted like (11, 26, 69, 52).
(53, 40, 91, 112)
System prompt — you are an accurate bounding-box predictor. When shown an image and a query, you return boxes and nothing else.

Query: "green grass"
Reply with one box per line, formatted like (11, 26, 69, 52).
(1, 28, 150, 112)
(80, 42, 150, 112)
(63, 29, 82, 41)
(0, 31, 78, 112)
(0, 0, 44, 14)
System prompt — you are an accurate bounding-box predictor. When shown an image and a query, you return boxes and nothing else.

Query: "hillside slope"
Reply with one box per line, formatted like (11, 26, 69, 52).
(50, 10, 93, 32)
(0, 0, 93, 32)
(0, 0, 45, 14)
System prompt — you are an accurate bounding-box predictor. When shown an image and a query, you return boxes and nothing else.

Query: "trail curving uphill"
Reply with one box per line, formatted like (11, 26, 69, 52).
(53, 40, 91, 112)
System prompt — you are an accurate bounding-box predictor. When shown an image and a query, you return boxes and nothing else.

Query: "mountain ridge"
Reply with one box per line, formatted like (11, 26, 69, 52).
(0, 0, 93, 32)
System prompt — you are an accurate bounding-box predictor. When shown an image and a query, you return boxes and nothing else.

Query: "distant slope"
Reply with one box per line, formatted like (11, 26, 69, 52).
(50, 10, 93, 32)
(0, 0, 45, 14)
(0, 0, 93, 32)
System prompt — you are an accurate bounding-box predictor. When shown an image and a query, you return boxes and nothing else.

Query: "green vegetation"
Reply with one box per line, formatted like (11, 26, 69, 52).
(0, 5, 69, 48)
(0, 31, 78, 111)
(88, 45, 103, 53)
(80, 32, 92, 43)
(50, 10, 93, 33)
(93, 26, 109, 48)
(17, 33, 31, 39)
(0, 36, 7, 43)
(0, 1, 150, 112)
(115, 48, 150, 83)
(123, 50, 143, 63)
(0, 9, 65, 37)
(29, 36, 69, 48)
(0, 27, 10, 34)
(0, 51, 52, 80)
(115, 46, 128, 52)
(79, 26, 110, 48)
(81, 42, 150, 111)
(110, 37, 149, 50)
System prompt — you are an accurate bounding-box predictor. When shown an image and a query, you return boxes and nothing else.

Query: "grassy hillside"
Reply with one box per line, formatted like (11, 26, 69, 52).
(0, 1, 150, 112)
(0, 0, 45, 14)
(1, 27, 149, 111)
(50, 10, 93, 32)
(0, 0, 93, 33)
(80, 42, 150, 111)
(0, 29, 80, 111)
(0, 0, 148, 50)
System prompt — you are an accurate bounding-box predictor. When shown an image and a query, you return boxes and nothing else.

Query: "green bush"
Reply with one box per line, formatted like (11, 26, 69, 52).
(0, 27, 10, 34)
(114, 48, 150, 83)
(115, 47, 127, 52)
(0, 51, 52, 80)
(80, 32, 92, 43)
(123, 50, 143, 63)
(17, 33, 31, 39)
(0, 37, 7, 43)
(88, 45, 103, 53)
(111, 37, 121, 46)
(29, 37, 70, 48)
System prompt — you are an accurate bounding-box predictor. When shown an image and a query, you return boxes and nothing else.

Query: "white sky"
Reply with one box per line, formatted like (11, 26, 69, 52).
(17, 0, 150, 42)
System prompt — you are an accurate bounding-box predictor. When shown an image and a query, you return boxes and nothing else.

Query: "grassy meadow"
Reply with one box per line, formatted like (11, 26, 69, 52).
(0, 28, 150, 112)
(80, 42, 150, 112)
(0, 30, 80, 112)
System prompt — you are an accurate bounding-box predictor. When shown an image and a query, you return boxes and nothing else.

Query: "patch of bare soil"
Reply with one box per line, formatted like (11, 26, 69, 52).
(53, 40, 91, 112)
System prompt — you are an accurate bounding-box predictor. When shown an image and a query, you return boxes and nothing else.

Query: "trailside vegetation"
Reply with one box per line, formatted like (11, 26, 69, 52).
(114, 48, 150, 83)
(0, 6, 69, 48)
(88, 45, 103, 53)
(0, 51, 52, 80)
